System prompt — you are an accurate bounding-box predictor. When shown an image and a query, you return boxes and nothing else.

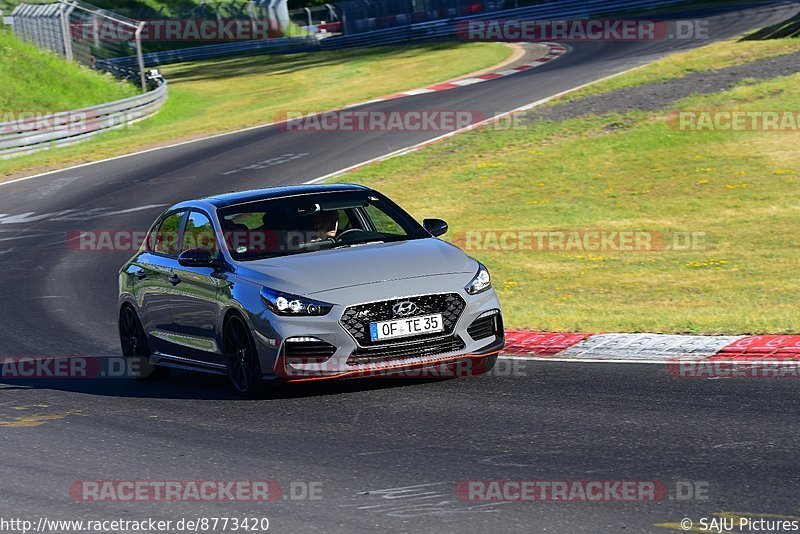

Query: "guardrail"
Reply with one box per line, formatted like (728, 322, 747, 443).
(97, 0, 692, 66)
(321, 0, 692, 49)
(99, 36, 316, 69)
(0, 78, 168, 158)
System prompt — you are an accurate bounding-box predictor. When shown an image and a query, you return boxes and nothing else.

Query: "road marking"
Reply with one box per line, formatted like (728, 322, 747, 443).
(222, 153, 310, 176)
(0, 204, 165, 225)
(343, 483, 509, 517)
(0, 233, 58, 242)
(0, 409, 84, 428)
(103, 204, 166, 216)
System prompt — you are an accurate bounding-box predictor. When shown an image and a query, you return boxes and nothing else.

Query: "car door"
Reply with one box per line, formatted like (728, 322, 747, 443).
(167, 210, 225, 366)
(132, 210, 187, 356)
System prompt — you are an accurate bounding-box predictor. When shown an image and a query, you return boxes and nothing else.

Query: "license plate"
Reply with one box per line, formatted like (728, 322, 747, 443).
(370, 313, 444, 341)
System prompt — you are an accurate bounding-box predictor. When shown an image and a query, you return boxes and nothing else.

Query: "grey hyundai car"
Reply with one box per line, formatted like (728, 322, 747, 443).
(118, 184, 504, 395)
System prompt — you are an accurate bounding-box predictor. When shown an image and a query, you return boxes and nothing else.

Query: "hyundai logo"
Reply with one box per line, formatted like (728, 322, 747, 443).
(392, 301, 418, 317)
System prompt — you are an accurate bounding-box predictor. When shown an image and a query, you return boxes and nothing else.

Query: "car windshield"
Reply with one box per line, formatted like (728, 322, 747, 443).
(217, 190, 429, 261)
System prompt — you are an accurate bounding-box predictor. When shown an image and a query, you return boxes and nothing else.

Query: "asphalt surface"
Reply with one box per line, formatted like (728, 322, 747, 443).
(1, 2, 799, 532)
(3, 362, 800, 533)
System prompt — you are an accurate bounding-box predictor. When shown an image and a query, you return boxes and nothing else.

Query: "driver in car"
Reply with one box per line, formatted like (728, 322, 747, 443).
(312, 210, 339, 241)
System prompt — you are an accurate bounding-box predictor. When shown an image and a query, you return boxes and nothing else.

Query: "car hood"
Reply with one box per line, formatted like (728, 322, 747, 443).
(235, 238, 477, 296)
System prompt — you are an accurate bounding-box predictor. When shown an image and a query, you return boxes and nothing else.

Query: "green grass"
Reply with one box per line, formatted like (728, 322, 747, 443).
(561, 38, 800, 101)
(0, 29, 137, 112)
(0, 41, 511, 178)
(333, 38, 800, 335)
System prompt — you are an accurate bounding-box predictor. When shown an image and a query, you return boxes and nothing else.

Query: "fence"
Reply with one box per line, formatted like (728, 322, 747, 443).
(0, 74, 167, 158)
(323, 0, 694, 47)
(288, 4, 341, 35)
(98, 36, 317, 69)
(8, 3, 74, 58)
(334, 0, 691, 34)
(10, 1, 150, 90)
(94, 0, 694, 67)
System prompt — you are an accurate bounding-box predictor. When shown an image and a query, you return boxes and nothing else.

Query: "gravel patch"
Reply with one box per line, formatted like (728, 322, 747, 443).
(526, 50, 800, 122)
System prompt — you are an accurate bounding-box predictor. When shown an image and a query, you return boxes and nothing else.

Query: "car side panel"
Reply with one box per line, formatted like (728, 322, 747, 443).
(168, 264, 226, 365)
(216, 272, 281, 376)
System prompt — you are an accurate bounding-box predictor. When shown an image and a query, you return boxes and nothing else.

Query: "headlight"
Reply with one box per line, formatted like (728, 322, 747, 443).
(465, 264, 492, 295)
(260, 287, 333, 316)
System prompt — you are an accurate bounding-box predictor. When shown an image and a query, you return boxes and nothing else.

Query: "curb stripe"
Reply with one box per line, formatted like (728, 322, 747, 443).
(556, 334, 741, 362)
(426, 82, 459, 91)
(712, 335, 800, 361)
(349, 43, 568, 106)
(450, 78, 484, 86)
(501, 331, 800, 363)
(503, 331, 591, 356)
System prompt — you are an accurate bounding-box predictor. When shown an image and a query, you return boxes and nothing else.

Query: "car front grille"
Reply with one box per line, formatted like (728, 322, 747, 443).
(346, 335, 466, 366)
(340, 293, 466, 346)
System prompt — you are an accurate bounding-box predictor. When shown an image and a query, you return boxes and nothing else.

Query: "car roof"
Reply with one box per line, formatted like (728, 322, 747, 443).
(171, 183, 372, 211)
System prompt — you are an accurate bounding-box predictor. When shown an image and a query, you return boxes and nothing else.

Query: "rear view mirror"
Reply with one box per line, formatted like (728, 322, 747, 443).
(423, 218, 448, 237)
(178, 249, 219, 268)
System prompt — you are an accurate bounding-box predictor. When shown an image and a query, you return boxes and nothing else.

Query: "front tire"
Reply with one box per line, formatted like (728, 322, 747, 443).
(223, 315, 263, 397)
(118, 305, 169, 380)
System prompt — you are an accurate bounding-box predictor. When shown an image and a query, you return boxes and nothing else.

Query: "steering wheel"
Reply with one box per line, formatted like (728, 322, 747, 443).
(334, 228, 366, 242)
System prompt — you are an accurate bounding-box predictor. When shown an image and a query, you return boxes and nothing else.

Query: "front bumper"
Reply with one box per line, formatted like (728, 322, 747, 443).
(250, 286, 504, 381)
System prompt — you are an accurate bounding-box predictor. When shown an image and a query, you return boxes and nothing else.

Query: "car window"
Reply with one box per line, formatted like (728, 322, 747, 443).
(338, 209, 357, 232)
(217, 191, 427, 260)
(182, 211, 219, 257)
(148, 211, 185, 257)
(363, 205, 406, 236)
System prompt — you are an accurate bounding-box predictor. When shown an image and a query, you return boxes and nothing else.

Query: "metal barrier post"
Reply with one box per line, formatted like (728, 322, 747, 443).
(135, 21, 147, 92)
(60, 2, 75, 61)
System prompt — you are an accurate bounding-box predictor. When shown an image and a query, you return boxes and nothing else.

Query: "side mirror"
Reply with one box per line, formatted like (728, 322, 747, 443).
(423, 218, 448, 237)
(178, 249, 219, 268)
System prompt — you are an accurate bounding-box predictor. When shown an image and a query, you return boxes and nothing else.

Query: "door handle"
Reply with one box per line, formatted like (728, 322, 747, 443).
(168, 274, 181, 285)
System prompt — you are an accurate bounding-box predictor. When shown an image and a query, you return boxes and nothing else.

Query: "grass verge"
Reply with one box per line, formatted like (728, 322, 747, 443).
(561, 38, 800, 101)
(334, 38, 800, 334)
(0, 29, 137, 112)
(0, 41, 511, 179)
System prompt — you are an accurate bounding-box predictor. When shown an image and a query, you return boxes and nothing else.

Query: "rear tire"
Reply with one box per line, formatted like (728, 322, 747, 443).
(223, 315, 264, 398)
(118, 305, 169, 380)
